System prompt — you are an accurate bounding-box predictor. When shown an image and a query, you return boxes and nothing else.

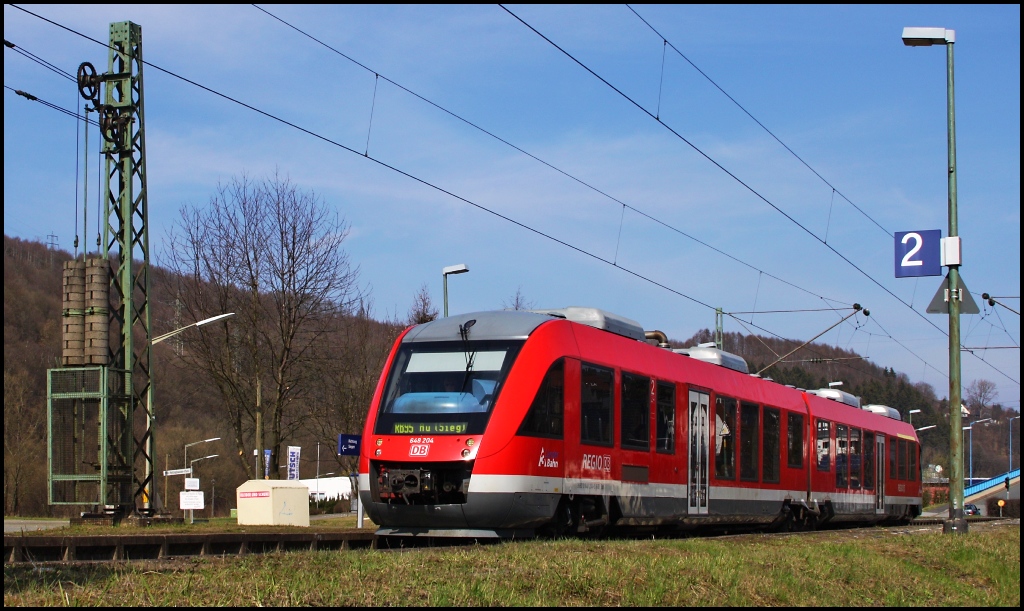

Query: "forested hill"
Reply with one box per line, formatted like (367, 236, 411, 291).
(4, 233, 939, 428)
(6, 234, 1013, 515)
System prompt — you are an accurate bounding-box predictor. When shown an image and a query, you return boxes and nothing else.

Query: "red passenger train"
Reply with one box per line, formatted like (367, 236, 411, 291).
(358, 307, 922, 537)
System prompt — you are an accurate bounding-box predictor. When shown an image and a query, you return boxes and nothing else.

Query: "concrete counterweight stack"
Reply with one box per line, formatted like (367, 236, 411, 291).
(62, 259, 110, 366)
(84, 257, 109, 365)
(62, 261, 86, 366)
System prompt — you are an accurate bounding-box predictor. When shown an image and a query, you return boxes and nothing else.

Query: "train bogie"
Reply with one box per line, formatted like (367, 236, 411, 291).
(360, 308, 921, 538)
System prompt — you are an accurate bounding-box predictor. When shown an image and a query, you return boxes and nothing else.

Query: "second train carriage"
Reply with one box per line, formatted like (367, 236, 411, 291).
(358, 307, 921, 537)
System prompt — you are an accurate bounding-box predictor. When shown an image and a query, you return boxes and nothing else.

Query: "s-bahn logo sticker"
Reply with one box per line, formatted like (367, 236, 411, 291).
(409, 444, 430, 457)
(582, 453, 611, 472)
(538, 448, 559, 468)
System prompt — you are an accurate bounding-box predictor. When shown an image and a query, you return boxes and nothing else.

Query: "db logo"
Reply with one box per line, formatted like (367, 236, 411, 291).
(409, 444, 430, 457)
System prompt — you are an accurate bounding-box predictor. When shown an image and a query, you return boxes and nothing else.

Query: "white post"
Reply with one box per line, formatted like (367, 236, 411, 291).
(357, 472, 364, 529)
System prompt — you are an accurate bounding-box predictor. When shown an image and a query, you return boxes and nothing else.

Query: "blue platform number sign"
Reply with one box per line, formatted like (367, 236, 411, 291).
(895, 230, 942, 278)
(338, 434, 361, 456)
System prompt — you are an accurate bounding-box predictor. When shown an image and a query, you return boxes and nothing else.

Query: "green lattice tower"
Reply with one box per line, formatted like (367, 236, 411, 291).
(48, 21, 154, 517)
(101, 20, 154, 516)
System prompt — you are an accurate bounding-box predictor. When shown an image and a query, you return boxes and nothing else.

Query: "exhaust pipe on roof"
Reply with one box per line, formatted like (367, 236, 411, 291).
(645, 330, 670, 348)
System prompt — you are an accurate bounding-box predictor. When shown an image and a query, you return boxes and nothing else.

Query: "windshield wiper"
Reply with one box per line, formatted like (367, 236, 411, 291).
(459, 319, 476, 393)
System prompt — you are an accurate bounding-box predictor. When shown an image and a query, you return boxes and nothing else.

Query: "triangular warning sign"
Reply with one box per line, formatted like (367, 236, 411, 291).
(926, 273, 980, 314)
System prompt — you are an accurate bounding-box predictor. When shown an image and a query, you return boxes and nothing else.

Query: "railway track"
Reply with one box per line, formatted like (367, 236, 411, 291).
(4, 517, 1008, 565)
(4, 529, 376, 565)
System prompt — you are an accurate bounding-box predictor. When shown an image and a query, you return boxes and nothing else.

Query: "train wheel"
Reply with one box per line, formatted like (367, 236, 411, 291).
(543, 498, 575, 538)
(779, 507, 796, 532)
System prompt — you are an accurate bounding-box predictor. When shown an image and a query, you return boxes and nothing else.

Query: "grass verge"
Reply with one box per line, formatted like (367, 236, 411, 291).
(4, 522, 1018, 606)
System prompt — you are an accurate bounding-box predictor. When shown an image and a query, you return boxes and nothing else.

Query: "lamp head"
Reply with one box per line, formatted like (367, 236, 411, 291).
(902, 27, 955, 46)
(443, 264, 469, 276)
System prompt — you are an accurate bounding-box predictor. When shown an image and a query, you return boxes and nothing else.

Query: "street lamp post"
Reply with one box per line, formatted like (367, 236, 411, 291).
(902, 25, 963, 534)
(150, 312, 233, 513)
(184, 437, 221, 477)
(183, 437, 220, 519)
(315, 472, 337, 506)
(442, 264, 469, 317)
(1011, 415, 1021, 474)
(151, 312, 235, 346)
(909, 409, 921, 426)
(968, 418, 992, 485)
(188, 454, 218, 524)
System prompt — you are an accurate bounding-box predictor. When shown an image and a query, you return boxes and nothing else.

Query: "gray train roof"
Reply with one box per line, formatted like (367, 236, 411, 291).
(402, 310, 555, 342)
(402, 306, 647, 343)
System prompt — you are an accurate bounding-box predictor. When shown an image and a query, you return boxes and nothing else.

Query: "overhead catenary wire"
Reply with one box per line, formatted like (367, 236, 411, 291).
(6, 8, 878, 385)
(4, 85, 100, 127)
(4, 6, 935, 389)
(9, 5, 1015, 390)
(1, 88, 890, 387)
(6, 7, 717, 310)
(726, 308, 852, 315)
(722, 308, 880, 383)
(499, 4, 1018, 388)
(4, 38, 76, 82)
(249, 3, 850, 309)
(624, 5, 891, 238)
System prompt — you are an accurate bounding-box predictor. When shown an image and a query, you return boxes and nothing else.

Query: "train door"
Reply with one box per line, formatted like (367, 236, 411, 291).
(688, 389, 709, 515)
(874, 435, 885, 513)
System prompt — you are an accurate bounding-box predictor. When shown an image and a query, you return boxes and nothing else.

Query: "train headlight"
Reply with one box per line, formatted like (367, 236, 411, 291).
(466, 438, 475, 447)
(462, 449, 471, 458)
(375, 449, 381, 456)
(376, 438, 383, 446)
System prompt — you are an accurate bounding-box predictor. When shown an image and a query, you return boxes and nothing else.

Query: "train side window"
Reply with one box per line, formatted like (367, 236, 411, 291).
(816, 419, 831, 472)
(835, 424, 848, 488)
(889, 436, 897, 480)
(580, 362, 614, 446)
(620, 372, 650, 451)
(656, 381, 675, 454)
(787, 413, 803, 469)
(762, 407, 780, 484)
(911, 442, 918, 482)
(849, 428, 862, 489)
(740, 401, 759, 482)
(517, 358, 564, 439)
(898, 438, 908, 481)
(864, 432, 875, 490)
(715, 396, 737, 480)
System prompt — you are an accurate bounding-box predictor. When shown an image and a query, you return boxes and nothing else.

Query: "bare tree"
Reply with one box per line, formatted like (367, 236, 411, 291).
(503, 286, 535, 311)
(408, 283, 438, 324)
(965, 380, 998, 417)
(4, 368, 44, 514)
(303, 298, 404, 475)
(164, 173, 363, 479)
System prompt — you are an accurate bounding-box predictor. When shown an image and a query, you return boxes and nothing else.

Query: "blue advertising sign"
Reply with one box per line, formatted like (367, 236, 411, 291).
(338, 434, 361, 456)
(264, 449, 272, 479)
(895, 230, 942, 278)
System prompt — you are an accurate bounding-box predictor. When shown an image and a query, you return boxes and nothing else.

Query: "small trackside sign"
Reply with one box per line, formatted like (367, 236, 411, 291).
(239, 491, 270, 498)
(163, 467, 192, 476)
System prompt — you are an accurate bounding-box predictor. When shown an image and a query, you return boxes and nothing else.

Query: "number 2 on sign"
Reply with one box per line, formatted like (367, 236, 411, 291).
(901, 232, 924, 267)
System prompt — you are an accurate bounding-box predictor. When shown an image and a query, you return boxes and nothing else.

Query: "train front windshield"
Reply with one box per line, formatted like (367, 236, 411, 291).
(374, 340, 523, 436)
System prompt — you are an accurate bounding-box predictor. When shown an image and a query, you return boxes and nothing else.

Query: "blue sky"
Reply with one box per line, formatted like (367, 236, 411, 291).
(4, 5, 1019, 410)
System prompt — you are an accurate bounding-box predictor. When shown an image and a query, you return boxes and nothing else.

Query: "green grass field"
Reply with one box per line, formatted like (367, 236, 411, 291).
(4, 521, 1018, 606)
